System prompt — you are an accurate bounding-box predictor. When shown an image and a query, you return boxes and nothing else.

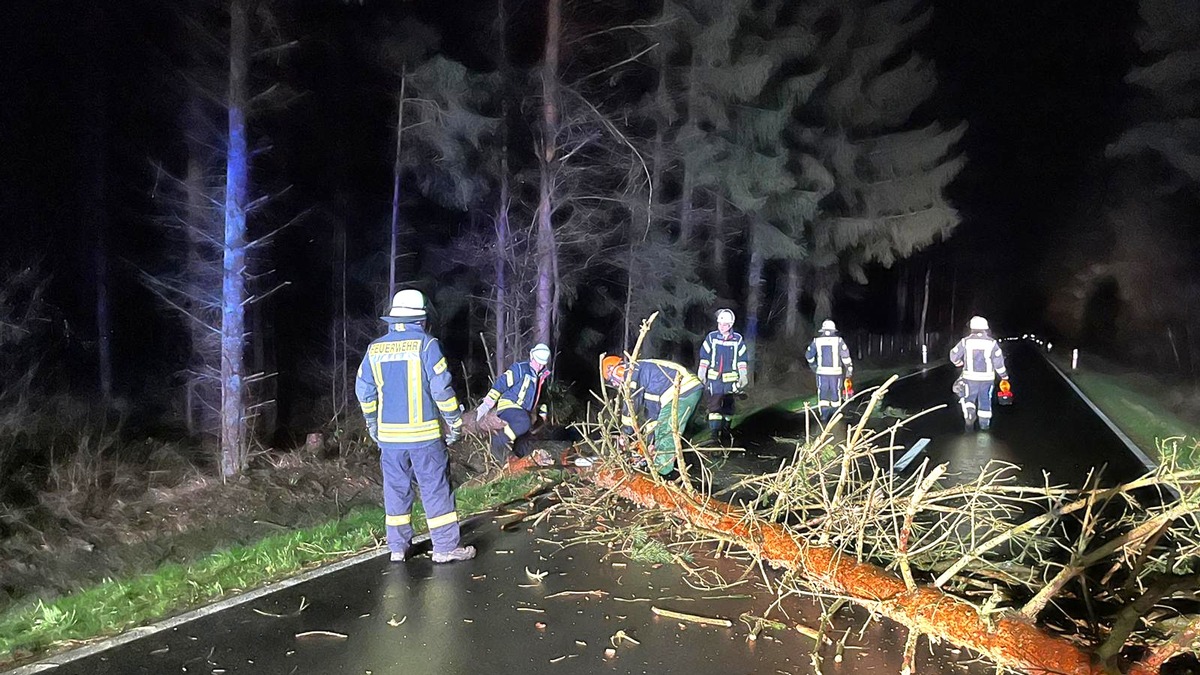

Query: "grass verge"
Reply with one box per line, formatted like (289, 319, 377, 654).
(1056, 365, 1200, 469)
(0, 471, 547, 666)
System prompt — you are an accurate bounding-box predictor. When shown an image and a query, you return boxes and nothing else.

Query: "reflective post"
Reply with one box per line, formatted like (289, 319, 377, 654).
(1072, 348, 1079, 370)
(804, 402, 810, 444)
(921, 344, 928, 365)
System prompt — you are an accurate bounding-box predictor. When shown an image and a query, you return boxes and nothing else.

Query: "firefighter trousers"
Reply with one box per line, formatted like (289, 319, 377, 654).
(380, 439, 462, 554)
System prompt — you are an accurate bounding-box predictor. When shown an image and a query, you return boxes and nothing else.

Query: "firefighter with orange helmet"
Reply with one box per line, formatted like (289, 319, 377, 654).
(602, 355, 702, 477)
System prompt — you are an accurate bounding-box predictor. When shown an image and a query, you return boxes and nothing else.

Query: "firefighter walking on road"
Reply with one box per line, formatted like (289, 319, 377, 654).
(805, 320, 854, 422)
(603, 356, 702, 478)
(950, 316, 1009, 431)
(697, 308, 749, 445)
(356, 289, 476, 564)
(472, 343, 553, 466)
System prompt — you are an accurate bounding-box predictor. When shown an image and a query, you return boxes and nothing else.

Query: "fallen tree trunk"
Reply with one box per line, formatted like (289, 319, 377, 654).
(591, 467, 1108, 675)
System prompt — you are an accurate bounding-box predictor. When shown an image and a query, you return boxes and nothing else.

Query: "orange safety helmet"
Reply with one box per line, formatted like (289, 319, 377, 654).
(601, 354, 627, 383)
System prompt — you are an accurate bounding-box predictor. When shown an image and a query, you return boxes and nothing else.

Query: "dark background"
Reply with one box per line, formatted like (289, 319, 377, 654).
(0, 0, 1161, 435)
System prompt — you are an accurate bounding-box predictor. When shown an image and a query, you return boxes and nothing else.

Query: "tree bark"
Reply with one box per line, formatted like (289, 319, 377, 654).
(533, 0, 560, 346)
(745, 223, 764, 381)
(183, 88, 212, 437)
(785, 259, 801, 338)
(678, 53, 700, 244)
(389, 65, 408, 300)
(712, 196, 726, 297)
(593, 468, 1105, 675)
(85, 6, 113, 403)
(220, 0, 250, 478)
(493, 0, 511, 374)
(918, 263, 931, 345)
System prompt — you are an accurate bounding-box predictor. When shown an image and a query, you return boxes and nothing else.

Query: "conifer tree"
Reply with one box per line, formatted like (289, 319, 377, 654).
(799, 0, 965, 321)
(1108, 0, 1200, 191)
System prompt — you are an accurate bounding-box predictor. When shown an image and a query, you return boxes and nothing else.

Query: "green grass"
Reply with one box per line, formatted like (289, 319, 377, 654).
(1061, 368, 1200, 468)
(0, 472, 547, 665)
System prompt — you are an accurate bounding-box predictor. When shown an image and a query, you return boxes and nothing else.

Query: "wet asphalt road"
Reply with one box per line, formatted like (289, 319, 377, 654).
(41, 515, 991, 675)
(878, 341, 1149, 487)
(727, 341, 1149, 490)
(17, 341, 1148, 675)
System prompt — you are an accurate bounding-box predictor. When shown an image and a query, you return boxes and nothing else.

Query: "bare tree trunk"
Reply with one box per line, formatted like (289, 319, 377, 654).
(919, 263, 931, 345)
(712, 196, 726, 297)
(745, 223, 764, 381)
(184, 149, 204, 436)
(492, 0, 511, 374)
(678, 54, 700, 244)
(95, 205, 112, 402)
(220, 0, 250, 478)
(494, 170, 510, 373)
(948, 267, 957, 335)
(85, 9, 113, 403)
(785, 259, 801, 338)
(389, 65, 408, 299)
(896, 263, 908, 334)
(533, 0, 560, 346)
(331, 222, 348, 424)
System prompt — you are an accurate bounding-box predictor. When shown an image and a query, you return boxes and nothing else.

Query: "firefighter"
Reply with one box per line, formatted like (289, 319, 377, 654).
(355, 289, 475, 564)
(805, 319, 854, 422)
(697, 308, 749, 445)
(949, 316, 1009, 431)
(473, 343, 553, 466)
(602, 355, 703, 477)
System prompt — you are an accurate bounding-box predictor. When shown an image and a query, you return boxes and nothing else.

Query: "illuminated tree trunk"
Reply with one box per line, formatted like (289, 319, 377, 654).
(919, 264, 931, 345)
(220, 0, 250, 478)
(533, 0, 560, 346)
(785, 259, 801, 338)
(493, 0, 510, 373)
(744, 222, 764, 381)
(389, 65, 407, 299)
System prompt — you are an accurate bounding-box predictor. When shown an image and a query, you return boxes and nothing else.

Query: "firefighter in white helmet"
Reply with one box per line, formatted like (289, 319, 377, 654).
(805, 319, 853, 422)
(355, 289, 475, 563)
(697, 308, 749, 445)
(472, 343, 554, 467)
(949, 316, 1009, 431)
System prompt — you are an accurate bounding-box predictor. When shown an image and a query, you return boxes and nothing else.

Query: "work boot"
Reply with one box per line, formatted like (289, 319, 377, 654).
(390, 546, 409, 563)
(432, 545, 477, 564)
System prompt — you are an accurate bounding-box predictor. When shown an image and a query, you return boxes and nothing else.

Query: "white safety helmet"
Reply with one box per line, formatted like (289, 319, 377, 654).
(529, 343, 552, 365)
(969, 316, 989, 331)
(383, 288, 427, 321)
(820, 319, 837, 332)
(716, 308, 736, 325)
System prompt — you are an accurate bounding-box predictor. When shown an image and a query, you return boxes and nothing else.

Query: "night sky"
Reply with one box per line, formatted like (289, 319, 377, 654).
(0, 0, 1164, 432)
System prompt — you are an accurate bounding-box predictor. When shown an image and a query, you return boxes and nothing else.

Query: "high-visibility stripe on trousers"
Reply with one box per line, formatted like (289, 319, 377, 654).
(705, 392, 735, 431)
(650, 389, 701, 475)
(958, 380, 994, 427)
(490, 407, 533, 460)
(816, 374, 844, 420)
(380, 438, 462, 554)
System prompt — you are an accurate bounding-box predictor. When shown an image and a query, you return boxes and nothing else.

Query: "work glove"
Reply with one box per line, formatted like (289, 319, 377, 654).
(365, 418, 379, 443)
(697, 366, 708, 383)
(737, 373, 749, 390)
(474, 398, 495, 419)
(444, 426, 461, 446)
